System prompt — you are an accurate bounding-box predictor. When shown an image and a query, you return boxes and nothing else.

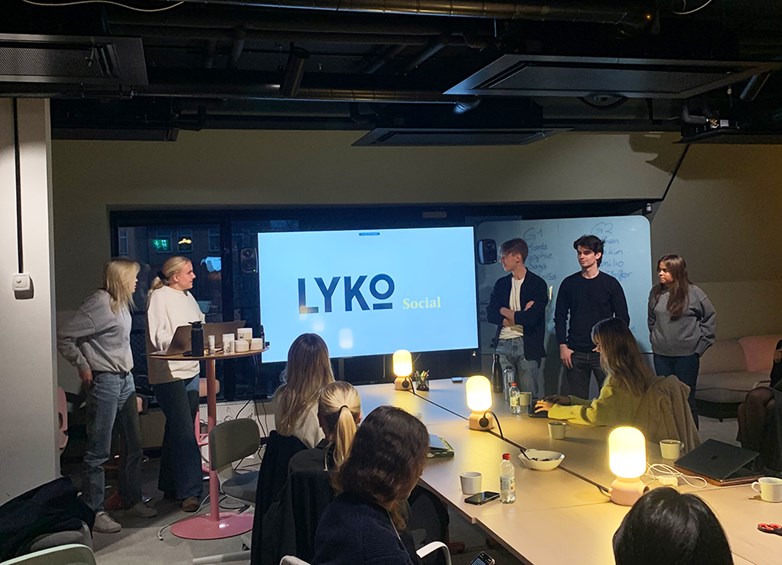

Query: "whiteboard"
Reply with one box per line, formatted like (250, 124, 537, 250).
(476, 216, 652, 354)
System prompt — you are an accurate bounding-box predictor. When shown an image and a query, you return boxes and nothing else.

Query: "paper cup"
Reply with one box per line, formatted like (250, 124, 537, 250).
(250, 337, 264, 351)
(234, 339, 250, 353)
(459, 471, 482, 495)
(548, 421, 568, 440)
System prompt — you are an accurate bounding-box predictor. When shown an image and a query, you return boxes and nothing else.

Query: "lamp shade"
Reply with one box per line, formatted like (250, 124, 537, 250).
(608, 426, 647, 479)
(392, 349, 412, 377)
(465, 375, 492, 412)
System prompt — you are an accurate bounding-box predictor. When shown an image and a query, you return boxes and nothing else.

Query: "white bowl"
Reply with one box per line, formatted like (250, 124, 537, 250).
(518, 449, 565, 471)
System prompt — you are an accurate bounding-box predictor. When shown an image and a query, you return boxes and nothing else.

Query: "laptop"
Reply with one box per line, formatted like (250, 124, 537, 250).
(674, 439, 760, 486)
(155, 320, 246, 355)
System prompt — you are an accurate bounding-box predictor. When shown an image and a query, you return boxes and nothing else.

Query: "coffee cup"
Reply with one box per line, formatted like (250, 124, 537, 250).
(234, 339, 250, 353)
(659, 439, 683, 460)
(548, 421, 568, 440)
(237, 328, 253, 342)
(751, 477, 782, 502)
(459, 471, 482, 495)
(250, 337, 264, 351)
(519, 391, 532, 408)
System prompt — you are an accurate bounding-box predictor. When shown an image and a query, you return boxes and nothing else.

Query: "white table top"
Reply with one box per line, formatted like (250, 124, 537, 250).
(356, 380, 780, 565)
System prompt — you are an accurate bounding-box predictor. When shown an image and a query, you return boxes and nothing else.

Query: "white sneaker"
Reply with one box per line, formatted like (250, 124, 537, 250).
(128, 501, 158, 518)
(93, 511, 121, 533)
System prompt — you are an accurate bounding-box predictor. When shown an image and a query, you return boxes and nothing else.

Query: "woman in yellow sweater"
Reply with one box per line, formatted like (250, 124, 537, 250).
(535, 317, 652, 426)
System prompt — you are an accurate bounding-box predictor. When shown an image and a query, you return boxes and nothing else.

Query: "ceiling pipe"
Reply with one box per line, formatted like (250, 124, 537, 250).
(163, 1, 653, 25)
(363, 45, 407, 74)
(739, 71, 772, 102)
(281, 46, 309, 97)
(403, 35, 447, 72)
(228, 28, 246, 69)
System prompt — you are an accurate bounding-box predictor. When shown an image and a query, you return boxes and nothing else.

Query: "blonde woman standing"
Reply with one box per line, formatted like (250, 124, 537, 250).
(145, 255, 205, 512)
(274, 333, 335, 448)
(58, 258, 157, 533)
(648, 254, 716, 426)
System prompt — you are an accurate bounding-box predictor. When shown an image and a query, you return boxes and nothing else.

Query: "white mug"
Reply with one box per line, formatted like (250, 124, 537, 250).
(659, 439, 683, 460)
(752, 477, 782, 503)
(548, 421, 569, 440)
(459, 471, 482, 495)
(519, 391, 532, 407)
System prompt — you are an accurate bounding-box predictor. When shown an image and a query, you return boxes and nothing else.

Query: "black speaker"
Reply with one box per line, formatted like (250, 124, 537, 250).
(240, 247, 257, 273)
(477, 239, 497, 265)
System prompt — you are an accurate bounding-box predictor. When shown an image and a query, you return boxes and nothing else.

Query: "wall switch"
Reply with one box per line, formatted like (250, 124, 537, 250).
(12, 273, 31, 292)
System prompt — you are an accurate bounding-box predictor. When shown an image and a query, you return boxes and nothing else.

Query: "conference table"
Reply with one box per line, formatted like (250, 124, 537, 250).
(357, 380, 780, 565)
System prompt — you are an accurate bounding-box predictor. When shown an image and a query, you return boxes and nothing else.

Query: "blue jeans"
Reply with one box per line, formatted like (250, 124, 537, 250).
(153, 377, 203, 499)
(654, 353, 700, 427)
(496, 337, 542, 399)
(83, 371, 143, 511)
(566, 351, 606, 399)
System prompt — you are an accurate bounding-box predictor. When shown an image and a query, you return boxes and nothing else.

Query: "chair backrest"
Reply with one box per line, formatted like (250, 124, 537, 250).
(1, 543, 95, 565)
(408, 485, 450, 565)
(208, 418, 261, 472)
(635, 375, 701, 452)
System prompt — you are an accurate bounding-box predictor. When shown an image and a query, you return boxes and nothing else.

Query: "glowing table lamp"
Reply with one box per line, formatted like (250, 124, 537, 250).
(393, 349, 414, 391)
(608, 426, 648, 506)
(466, 375, 495, 431)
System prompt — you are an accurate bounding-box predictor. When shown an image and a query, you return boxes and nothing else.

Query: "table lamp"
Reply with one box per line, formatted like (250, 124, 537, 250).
(608, 426, 648, 506)
(393, 349, 414, 391)
(466, 375, 494, 431)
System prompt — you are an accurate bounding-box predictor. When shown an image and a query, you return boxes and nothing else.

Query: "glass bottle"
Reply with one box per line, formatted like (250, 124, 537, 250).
(503, 365, 515, 401)
(500, 453, 516, 503)
(491, 353, 503, 394)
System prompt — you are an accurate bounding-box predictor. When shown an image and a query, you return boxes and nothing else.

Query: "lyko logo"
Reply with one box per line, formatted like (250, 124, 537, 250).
(298, 274, 394, 313)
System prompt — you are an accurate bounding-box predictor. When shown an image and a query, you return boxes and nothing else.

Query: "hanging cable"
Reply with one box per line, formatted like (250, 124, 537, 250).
(12, 99, 24, 274)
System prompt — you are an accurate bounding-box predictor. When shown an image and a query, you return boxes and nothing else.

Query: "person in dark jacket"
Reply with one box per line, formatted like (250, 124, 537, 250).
(312, 406, 429, 565)
(486, 238, 549, 399)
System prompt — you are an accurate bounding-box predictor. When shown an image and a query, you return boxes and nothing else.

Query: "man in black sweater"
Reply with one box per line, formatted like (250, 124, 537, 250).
(554, 234, 629, 398)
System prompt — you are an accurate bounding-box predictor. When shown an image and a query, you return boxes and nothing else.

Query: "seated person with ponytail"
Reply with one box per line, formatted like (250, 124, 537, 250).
(259, 381, 362, 564)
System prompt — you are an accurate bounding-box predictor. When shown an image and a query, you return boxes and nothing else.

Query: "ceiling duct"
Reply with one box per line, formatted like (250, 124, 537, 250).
(0, 33, 147, 91)
(447, 55, 782, 99)
(172, 1, 654, 25)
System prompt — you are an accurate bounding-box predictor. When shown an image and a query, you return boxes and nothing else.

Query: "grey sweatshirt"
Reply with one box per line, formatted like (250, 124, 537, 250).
(647, 284, 716, 357)
(57, 289, 133, 373)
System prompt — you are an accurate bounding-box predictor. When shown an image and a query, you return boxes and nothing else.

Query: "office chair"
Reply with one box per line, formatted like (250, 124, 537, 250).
(1, 543, 95, 565)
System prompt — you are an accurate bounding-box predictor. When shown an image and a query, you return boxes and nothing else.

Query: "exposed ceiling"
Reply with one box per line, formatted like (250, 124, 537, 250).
(2, 0, 782, 143)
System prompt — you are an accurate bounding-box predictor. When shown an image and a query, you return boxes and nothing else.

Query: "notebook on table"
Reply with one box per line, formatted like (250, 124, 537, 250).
(674, 439, 760, 486)
(428, 434, 454, 459)
(153, 320, 246, 356)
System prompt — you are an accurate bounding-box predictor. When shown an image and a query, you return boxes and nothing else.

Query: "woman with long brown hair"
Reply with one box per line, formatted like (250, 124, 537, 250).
(535, 318, 653, 426)
(648, 254, 716, 426)
(274, 333, 335, 448)
(312, 406, 429, 565)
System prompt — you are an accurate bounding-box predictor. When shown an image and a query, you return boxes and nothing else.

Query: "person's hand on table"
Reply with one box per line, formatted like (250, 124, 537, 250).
(535, 394, 570, 412)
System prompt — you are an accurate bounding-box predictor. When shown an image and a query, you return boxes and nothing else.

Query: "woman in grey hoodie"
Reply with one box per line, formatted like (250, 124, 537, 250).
(648, 254, 716, 426)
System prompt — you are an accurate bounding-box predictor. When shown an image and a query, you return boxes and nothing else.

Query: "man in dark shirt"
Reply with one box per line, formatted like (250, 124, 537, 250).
(554, 234, 630, 398)
(486, 238, 549, 398)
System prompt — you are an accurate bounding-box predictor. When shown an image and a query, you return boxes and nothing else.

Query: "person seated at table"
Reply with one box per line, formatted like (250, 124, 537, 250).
(534, 317, 651, 426)
(311, 405, 429, 565)
(274, 333, 335, 448)
(259, 381, 362, 564)
(737, 338, 782, 472)
(613, 487, 732, 565)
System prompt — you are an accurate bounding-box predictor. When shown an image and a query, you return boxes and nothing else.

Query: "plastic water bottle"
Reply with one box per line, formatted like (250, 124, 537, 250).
(491, 353, 503, 394)
(503, 366, 515, 401)
(500, 453, 516, 503)
(508, 382, 521, 414)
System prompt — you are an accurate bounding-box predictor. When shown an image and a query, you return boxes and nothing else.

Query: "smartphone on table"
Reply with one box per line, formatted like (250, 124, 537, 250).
(464, 491, 500, 505)
(470, 552, 496, 565)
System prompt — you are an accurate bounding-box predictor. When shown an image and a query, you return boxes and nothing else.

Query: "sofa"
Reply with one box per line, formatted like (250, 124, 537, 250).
(695, 334, 782, 418)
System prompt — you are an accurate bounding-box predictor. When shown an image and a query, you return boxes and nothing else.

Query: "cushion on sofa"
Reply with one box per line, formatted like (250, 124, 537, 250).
(695, 371, 769, 403)
(739, 335, 782, 373)
(699, 340, 746, 374)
